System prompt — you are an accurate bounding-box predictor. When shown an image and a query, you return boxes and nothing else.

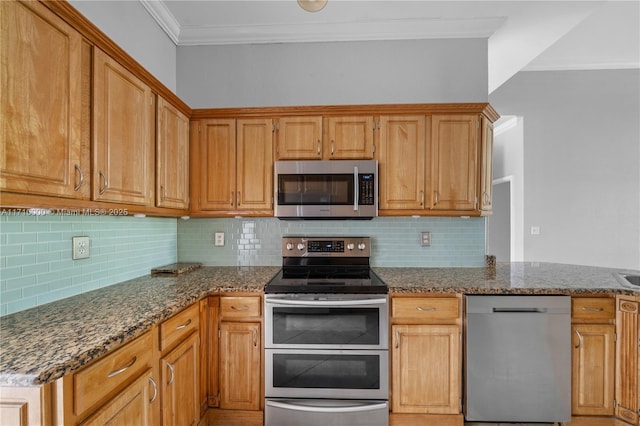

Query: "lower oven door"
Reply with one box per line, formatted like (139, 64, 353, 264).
(265, 349, 388, 400)
(265, 399, 388, 426)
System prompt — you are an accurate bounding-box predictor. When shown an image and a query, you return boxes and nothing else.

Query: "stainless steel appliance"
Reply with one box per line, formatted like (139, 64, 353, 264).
(264, 236, 389, 426)
(274, 160, 378, 219)
(465, 295, 571, 423)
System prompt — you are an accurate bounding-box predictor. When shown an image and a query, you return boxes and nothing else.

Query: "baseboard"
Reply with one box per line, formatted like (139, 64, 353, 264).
(390, 413, 463, 426)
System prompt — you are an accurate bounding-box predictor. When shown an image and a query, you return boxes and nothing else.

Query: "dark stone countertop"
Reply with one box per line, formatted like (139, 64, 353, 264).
(1, 262, 638, 387)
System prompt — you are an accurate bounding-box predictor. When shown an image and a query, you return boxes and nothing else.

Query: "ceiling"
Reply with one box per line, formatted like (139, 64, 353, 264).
(140, 0, 639, 92)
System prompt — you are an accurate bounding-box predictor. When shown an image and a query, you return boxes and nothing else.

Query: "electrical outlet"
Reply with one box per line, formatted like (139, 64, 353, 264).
(531, 226, 541, 235)
(72, 236, 90, 260)
(214, 232, 225, 246)
(421, 231, 431, 247)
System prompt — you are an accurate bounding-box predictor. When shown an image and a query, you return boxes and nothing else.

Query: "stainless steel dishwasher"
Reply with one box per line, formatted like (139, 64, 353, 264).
(465, 295, 571, 423)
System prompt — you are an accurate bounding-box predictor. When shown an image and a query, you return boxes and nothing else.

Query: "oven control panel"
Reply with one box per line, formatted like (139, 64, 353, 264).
(282, 237, 370, 257)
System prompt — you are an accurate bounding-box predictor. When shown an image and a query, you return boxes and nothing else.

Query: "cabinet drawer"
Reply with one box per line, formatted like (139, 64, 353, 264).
(160, 303, 199, 352)
(220, 296, 261, 319)
(73, 331, 152, 419)
(572, 297, 615, 322)
(392, 297, 460, 322)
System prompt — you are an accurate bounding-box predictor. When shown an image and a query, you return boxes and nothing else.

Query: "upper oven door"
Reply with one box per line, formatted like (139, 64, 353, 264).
(274, 160, 378, 219)
(264, 294, 388, 350)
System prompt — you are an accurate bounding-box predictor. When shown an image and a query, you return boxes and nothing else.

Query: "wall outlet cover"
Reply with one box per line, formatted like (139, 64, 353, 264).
(72, 236, 90, 260)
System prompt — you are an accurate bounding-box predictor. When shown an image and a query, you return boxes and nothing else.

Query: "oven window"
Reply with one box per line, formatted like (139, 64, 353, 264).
(277, 174, 353, 205)
(273, 353, 380, 390)
(272, 307, 379, 345)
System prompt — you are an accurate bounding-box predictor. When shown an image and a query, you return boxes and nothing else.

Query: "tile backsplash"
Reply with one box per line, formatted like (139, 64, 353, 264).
(178, 216, 486, 268)
(0, 214, 176, 316)
(1, 214, 485, 316)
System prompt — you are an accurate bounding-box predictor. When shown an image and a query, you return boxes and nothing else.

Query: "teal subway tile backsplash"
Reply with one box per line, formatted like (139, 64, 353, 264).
(0, 215, 176, 316)
(178, 216, 486, 268)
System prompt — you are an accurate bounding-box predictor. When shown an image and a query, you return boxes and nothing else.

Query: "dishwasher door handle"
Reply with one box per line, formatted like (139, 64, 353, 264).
(492, 307, 548, 313)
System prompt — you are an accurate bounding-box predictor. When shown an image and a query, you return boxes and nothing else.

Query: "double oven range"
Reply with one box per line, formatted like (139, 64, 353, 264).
(264, 236, 389, 426)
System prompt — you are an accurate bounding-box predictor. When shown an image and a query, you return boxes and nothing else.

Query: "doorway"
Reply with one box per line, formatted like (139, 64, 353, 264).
(487, 178, 511, 262)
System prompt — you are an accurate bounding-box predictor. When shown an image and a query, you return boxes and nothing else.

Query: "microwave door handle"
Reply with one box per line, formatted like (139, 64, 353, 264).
(266, 399, 388, 414)
(265, 297, 387, 306)
(353, 166, 359, 211)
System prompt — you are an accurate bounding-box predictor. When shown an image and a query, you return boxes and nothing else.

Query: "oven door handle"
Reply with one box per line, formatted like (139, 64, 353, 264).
(353, 165, 359, 211)
(265, 297, 387, 306)
(266, 399, 387, 413)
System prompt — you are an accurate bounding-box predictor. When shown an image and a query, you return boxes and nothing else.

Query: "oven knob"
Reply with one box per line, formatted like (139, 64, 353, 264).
(358, 242, 366, 250)
(286, 243, 295, 250)
(346, 243, 355, 250)
(297, 243, 305, 251)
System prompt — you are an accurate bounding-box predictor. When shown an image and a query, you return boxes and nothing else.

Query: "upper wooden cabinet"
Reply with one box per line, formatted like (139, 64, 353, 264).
(429, 114, 479, 211)
(157, 96, 190, 210)
(0, 0, 90, 199)
(479, 117, 494, 212)
(377, 115, 427, 210)
(191, 118, 273, 215)
(275, 116, 323, 160)
(325, 116, 375, 159)
(93, 48, 155, 206)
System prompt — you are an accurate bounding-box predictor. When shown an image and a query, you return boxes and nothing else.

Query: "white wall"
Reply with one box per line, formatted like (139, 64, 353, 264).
(490, 69, 640, 270)
(69, 0, 177, 93)
(177, 39, 488, 108)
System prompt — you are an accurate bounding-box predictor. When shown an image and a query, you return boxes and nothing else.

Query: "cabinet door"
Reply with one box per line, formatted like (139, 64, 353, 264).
(1, 0, 90, 199)
(616, 296, 639, 424)
(275, 116, 323, 160)
(161, 332, 199, 426)
(93, 48, 154, 205)
(327, 116, 375, 159)
(193, 119, 236, 211)
(429, 114, 478, 211)
(156, 97, 189, 209)
(201, 297, 219, 409)
(391, 324, 460, 414)
(81, 369, 156, 426)
(219, 322, 261, 410)
(479, 116, 493, 212)
(237, 119, 273, 211)
(572, 324, 615, 416)
(377, 115, 427, 210)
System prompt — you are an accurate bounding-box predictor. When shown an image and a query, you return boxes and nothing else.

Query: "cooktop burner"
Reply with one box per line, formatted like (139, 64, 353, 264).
(264, 236, 388, 294)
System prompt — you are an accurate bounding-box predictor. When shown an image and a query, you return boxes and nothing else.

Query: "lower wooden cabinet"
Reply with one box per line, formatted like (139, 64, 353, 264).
(81, 369, 157, 426)
(219, 321, 261, 410)
(390, 295, 463, 425)
(161, 332, 199, 426)
(616, 295, 639, 425)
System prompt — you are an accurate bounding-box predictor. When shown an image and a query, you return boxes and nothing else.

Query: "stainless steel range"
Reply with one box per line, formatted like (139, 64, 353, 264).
(264, 236, 389, 426)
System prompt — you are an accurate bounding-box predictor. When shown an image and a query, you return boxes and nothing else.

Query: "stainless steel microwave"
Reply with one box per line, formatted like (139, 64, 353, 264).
(274, 160, 378, 219)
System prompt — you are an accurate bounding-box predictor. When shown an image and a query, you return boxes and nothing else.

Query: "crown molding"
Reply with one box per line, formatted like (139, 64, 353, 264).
(139, 0, 181, 45)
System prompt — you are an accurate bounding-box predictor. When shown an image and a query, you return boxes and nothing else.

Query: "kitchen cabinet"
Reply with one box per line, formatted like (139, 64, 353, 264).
(60, 331, 159, 425)
(377, 115, 428, 210)
(274, 116, 323, 160)
(1, 0, 90, 199)
(325, 116, 375, 159)
(200, 297, 219, 414)
(156, 96, 190, 210)
(93, 47, 155, 206)
(616, 295, 639, 425)
(190, 119, 273, 215)
(390, 295, 463, 426)
(0, 384, 54, 426)
(428, 114, 478, 211)
(571, 297, 615, 417)
(158, 303, 200, 426)
(218, 296, 262, 412)
(479, 116, 494, 211)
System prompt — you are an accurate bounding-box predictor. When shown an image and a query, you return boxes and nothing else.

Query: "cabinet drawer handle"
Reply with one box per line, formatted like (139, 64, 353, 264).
(416, 306, 436, 312)
(99, 171, 108, 195)
(420, 191, 424, 206)
(107, 356, 137, 378)
(230, 192, 234, 207)
(74, 164, 84, 191)
(161, 185, 166, 201)
(237, 191, 241, 206)
(167, 362, 175, 386)
(581, 306, 604, 312)
(433, 191, 439, 206)
(574, 329, 583, 349)
(175, 319, 192, 330)
(317, 139, 321, 155)
(149, 376, 158, 403)
(253, 327, 258, 347)
(331, 140, 335, 155)
(231, 305, 250, 311)
(395, 330, 399, 348)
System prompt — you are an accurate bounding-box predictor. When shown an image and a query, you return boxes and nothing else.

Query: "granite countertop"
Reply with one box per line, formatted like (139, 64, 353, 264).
(0, 266, 280, 387)
(1, 262, 638, 387)
(375, 262, 639, 295)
